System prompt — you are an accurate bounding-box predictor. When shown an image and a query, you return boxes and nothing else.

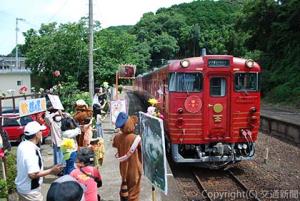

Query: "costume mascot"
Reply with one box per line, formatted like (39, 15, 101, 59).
(113, 112, 142, 201)
(73, 99, 93, 147)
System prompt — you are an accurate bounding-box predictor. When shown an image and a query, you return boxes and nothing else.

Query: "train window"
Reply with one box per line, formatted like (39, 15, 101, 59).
(210, 77, 226, 96)
(169, 73, 202, 92)
(235, 73, 259, 91)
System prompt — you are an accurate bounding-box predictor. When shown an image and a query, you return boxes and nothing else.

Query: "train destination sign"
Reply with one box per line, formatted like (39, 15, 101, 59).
(208, 59, 230, 67)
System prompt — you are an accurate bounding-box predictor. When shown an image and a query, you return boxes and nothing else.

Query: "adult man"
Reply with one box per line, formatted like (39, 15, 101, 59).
(15, 121, 63, 201)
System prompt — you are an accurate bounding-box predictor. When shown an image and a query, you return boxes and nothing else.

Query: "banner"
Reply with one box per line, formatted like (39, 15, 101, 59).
(47, 94, 64, 110)
(139, 112, 168, 194)
(110, 99, 127, 124)
(19, 98, 47, 117)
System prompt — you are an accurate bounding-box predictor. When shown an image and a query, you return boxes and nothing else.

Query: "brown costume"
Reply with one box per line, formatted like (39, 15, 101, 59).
(113, 116, 142, 201)
(73, 104, 93, 147)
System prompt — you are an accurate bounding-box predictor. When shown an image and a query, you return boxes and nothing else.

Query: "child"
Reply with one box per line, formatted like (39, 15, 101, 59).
(90, 138, 105, 168)
(81, 118, 93, 147)
(95, 114, 104, 138)
(61, 117, 81, 175)
(71, 147, 102, 201)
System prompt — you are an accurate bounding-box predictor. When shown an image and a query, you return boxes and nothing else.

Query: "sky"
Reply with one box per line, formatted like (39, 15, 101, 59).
(0, 0, 194, 55)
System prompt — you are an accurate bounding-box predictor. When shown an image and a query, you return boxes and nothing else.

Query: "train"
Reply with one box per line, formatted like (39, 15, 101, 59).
(134, 54, 261, 168)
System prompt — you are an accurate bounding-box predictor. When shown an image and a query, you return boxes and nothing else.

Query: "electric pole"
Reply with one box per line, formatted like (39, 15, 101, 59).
(88, 0, 94, 99)
(16, 17, 25, 69)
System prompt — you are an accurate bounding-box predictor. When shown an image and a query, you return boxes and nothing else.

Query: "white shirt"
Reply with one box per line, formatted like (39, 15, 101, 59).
(15, 140, 44, 194)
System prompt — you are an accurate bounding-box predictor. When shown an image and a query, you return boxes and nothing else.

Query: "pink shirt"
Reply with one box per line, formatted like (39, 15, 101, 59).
(70, 166, 101, 201)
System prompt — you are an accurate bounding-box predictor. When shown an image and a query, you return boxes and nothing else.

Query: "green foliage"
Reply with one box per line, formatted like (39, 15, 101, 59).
(238, 0, 300, 105)
(2, 153, 17, 194)
(56, 76, 92, 113)
(0, 178, 8, 198)
(20, 0, 300, 106)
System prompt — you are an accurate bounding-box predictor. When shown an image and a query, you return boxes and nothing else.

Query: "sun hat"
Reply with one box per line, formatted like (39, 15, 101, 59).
(24, 121, 47, 136)
(115, 112, 128, 128)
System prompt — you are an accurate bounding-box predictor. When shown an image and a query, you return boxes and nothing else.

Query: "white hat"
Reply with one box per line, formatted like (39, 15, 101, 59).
(76, 99, 87, 106)
(24, 121, 47, 136)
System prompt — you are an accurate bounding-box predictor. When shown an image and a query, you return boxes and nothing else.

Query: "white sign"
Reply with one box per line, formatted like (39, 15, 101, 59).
(110, 99, 126, 124)
(19, 98, 47, 117)
(47, 94, 64, 110)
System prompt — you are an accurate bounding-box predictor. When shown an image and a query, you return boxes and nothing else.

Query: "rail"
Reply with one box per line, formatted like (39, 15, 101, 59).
(192, 170, 262, 201)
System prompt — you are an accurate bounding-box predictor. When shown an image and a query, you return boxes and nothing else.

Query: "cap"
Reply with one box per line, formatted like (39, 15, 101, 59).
(24, 121, 47, 136)
(115, 112, 128, 128)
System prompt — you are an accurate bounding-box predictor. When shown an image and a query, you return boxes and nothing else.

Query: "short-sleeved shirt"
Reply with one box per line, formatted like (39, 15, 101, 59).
(70, 166, 101, 201)
(15, 140, 44, 194)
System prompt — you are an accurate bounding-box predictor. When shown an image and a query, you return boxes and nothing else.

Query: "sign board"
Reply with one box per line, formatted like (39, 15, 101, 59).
(208, 59, 230, 67)
(47, 94, 64, 110)
(110, 99, 127, 124)
(118, 64, 136, 78)
(19, 98, 47, 117)
(139, 112, 168, 194)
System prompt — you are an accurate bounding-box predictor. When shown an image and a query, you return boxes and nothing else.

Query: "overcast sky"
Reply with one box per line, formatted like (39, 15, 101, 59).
(0, 0, 193, 55)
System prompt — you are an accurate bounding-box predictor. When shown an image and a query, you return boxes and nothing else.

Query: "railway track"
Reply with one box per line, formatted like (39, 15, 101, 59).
(191, 169, 261, 201)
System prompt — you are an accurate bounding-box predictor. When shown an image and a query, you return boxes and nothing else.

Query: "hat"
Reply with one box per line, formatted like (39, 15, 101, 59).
(52, 175, 86, 191)
(115, 112, 128, 128)
(47, 175, 86, 201)
(24, 121, 46, 136)
(76, 99, 87, 107)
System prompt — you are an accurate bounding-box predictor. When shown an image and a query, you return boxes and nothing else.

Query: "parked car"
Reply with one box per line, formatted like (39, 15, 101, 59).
(1, 112, 50, 142)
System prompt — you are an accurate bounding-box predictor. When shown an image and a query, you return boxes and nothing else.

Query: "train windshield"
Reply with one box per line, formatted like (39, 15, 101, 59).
(235, 73, 260, 91)
(169, 73, 203, 92)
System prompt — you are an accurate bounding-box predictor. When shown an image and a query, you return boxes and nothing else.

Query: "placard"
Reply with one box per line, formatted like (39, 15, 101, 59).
(110, 99, 127, 124)
(139, 112, 168, 194)
(19, 98, 47, 117)
(47, 94, 64, 110)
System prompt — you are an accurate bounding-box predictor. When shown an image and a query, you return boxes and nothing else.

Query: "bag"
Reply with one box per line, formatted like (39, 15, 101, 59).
(120, 181, 129, 201)
(79, 168, 102, 188)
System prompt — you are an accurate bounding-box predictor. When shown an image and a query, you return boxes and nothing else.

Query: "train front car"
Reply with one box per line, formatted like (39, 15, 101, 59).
(166, 55, 261, 168)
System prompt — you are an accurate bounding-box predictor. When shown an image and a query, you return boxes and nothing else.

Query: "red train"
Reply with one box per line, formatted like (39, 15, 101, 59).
(135, 55, 261, 168)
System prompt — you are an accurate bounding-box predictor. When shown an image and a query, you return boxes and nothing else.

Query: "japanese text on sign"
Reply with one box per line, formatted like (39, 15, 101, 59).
(19, 98, 46, 117)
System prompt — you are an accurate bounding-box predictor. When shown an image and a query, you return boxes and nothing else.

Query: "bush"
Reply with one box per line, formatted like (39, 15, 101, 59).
(53, 76, 92, 113)
(6, 153, 17, 194)
(0, 153, 16, 199)
(0, 178, 8, 198)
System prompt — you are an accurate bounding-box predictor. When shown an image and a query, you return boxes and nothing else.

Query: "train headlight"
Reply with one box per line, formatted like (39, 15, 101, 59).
(249, 107, 257, 113)
(177, 108, 184, 114)
(180, 60, 190, 68)
(245, 59, 254, 68)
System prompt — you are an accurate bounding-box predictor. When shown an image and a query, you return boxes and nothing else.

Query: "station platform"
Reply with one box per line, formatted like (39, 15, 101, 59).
(99, 117, 182, 201)
(99, 90, 182, 200)
(40, 91, 183, 201)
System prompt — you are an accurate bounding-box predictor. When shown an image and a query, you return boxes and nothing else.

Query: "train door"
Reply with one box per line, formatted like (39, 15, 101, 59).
(204, 74, 230, 140)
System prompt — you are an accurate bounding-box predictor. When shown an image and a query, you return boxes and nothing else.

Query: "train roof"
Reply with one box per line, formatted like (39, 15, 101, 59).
(137, 55, 261, 77)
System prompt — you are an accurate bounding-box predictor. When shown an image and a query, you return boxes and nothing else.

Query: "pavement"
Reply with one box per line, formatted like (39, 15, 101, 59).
(38, 91, 183, 201)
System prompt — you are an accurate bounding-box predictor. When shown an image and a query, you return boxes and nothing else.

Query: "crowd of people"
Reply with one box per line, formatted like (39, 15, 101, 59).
(11, 86, 143, 201)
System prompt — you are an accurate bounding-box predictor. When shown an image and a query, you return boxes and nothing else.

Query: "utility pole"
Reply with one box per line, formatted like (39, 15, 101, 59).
(16, 18, 25, 69)
(88, 0, 94, 99)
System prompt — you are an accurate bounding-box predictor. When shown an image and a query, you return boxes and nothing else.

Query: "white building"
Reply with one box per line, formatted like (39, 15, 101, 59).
(0, 57, 32, 108)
